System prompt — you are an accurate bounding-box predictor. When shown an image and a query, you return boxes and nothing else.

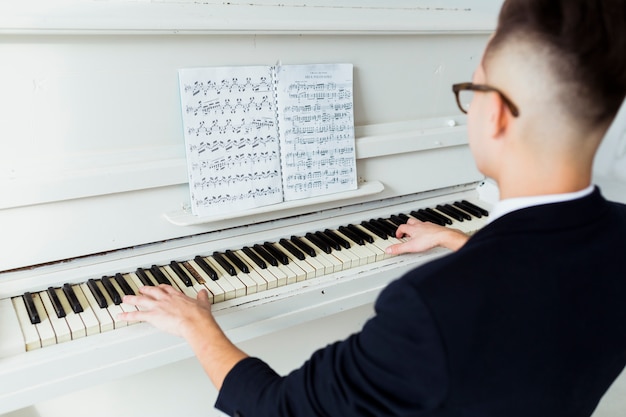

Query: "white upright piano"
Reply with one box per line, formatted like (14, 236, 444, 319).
(0, 1, 623, 416)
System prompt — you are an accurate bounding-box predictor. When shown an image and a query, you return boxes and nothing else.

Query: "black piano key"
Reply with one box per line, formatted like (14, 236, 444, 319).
(338, 226, 365, 246)
(135, 268, 155, 286)
(374, 218, 398, 236)
(411, 209, 445, 226)
(324, 229, 351, 249)
(263, 242, 290, 265)
(454, 201, 482, 218)
(397, 213, 411, 222)
(114, 273, 135, 296)
(290, 236, 317, 257)
(435, 205, 463, 222)
(62, 283, 84, 314)
(23, 292, 41, 324)
(46, 287, 66, 318)
(252, 244, 279, 267)
(306, 232, 332, 254)
(388, 215, 406, 226)
(150, 265, 172, 285)
(346, 224, 374, 244)
(461, 200, 489, 216)
(279, 238, 306, 261)
(242, 246, 267, 269)
(314, 231, 340, 251)
(442, 204, 471, 221)
(183, 261, 206, 284)
(213, 252, 237, 276)
(424, 208, 453, 225)
(170, 260, 193, 286)
(101, 276, 122, 305)
(224, 250, 250, 274)
(194, 256, 219, 280)
(360, 221, 388, 240)
(87, 279, 108, 308)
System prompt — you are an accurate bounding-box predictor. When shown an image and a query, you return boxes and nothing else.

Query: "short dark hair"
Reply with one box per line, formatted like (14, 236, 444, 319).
(485, 0, 626, 127)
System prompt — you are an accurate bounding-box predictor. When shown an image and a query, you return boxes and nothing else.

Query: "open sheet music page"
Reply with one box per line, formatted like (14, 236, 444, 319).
(276, 63, 357, 201)
(179, 65, 283, 217)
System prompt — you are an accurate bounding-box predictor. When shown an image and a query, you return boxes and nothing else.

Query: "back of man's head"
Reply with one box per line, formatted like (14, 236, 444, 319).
(485, 0, 626, 132)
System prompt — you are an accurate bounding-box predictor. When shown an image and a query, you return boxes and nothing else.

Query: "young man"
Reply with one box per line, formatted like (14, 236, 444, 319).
(119, 1, 626, 415)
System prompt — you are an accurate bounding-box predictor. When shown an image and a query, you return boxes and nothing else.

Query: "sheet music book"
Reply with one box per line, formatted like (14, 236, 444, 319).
(178, 63, 357, 217)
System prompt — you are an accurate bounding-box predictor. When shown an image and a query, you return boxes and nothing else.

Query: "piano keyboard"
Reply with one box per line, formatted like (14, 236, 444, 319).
(1, 200, 489, 356)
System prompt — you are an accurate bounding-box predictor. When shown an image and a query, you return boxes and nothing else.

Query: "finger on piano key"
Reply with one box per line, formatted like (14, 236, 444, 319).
(205, 255, 251, 297)
(11, 296, 42, 351)
(185, 259, 227, 302)
(53, 287, 87, 340)
(107, 275, 140, 323)
(94, 280, 128, 328)
(79, 283, 115, 332)
(236, 249, 278, 289)
(70, 284, 100, 336)
(39, 290, 72, 344)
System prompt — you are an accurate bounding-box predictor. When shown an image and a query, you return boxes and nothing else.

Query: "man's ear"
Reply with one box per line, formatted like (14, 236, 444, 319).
(486, 92, 509, 140)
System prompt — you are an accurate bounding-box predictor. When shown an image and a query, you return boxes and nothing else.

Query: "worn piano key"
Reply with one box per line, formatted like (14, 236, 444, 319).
(46, 287, 66, 318)
(224, 250, 250, 274)
(101, 276, 122, 305)
(79, 283, 114, 332)
(87, 279, 108, 309)
(186, 260, 227, 302)
(62, 283, 84, 314)
(12, 297, 42, 350)
(213, 252, 237, 276)
(182, 261, 206, 284)
(22, 292, 41, 324)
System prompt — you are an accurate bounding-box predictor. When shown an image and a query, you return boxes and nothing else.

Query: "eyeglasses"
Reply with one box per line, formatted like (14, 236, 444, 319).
(452, 82, 520, 117)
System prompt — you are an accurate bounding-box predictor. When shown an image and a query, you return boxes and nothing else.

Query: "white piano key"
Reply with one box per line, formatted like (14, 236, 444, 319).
(31, 293, 57, 346)
(325, 245, 354, 270)
(79, 283, 115, 332)
(274, 244, 316, 280)
(54, 287, 87, 340)
(11, 296, 40, 351)
(353, 225, 391, 260)
(71, 285, 101, 336)
(1, 298, 28, 355)
(301, 237, 342, 273)
(236, 250, 277, 290)
(205, 256, 249, 298)
(186, 260, 227, 303)
(333, 229, 378, 265)
(38, 291, 72, 344)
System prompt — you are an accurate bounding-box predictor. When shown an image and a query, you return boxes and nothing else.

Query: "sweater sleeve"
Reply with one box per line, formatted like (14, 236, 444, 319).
(215, 276, 448, 417)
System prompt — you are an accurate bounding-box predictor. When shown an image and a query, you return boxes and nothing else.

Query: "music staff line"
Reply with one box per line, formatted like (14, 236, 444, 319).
(189, 135, 277, 154)
(193, 186, 282, 207)
(191, 151, 280, 172)
(193, 170, 280, 190)
(184, 76, 273, 97)
(186, 118, 276, 137)
(185, 96, 274, 116)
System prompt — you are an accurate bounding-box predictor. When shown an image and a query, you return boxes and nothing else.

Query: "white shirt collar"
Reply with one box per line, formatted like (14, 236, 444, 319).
(488, 185, 595, 224)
